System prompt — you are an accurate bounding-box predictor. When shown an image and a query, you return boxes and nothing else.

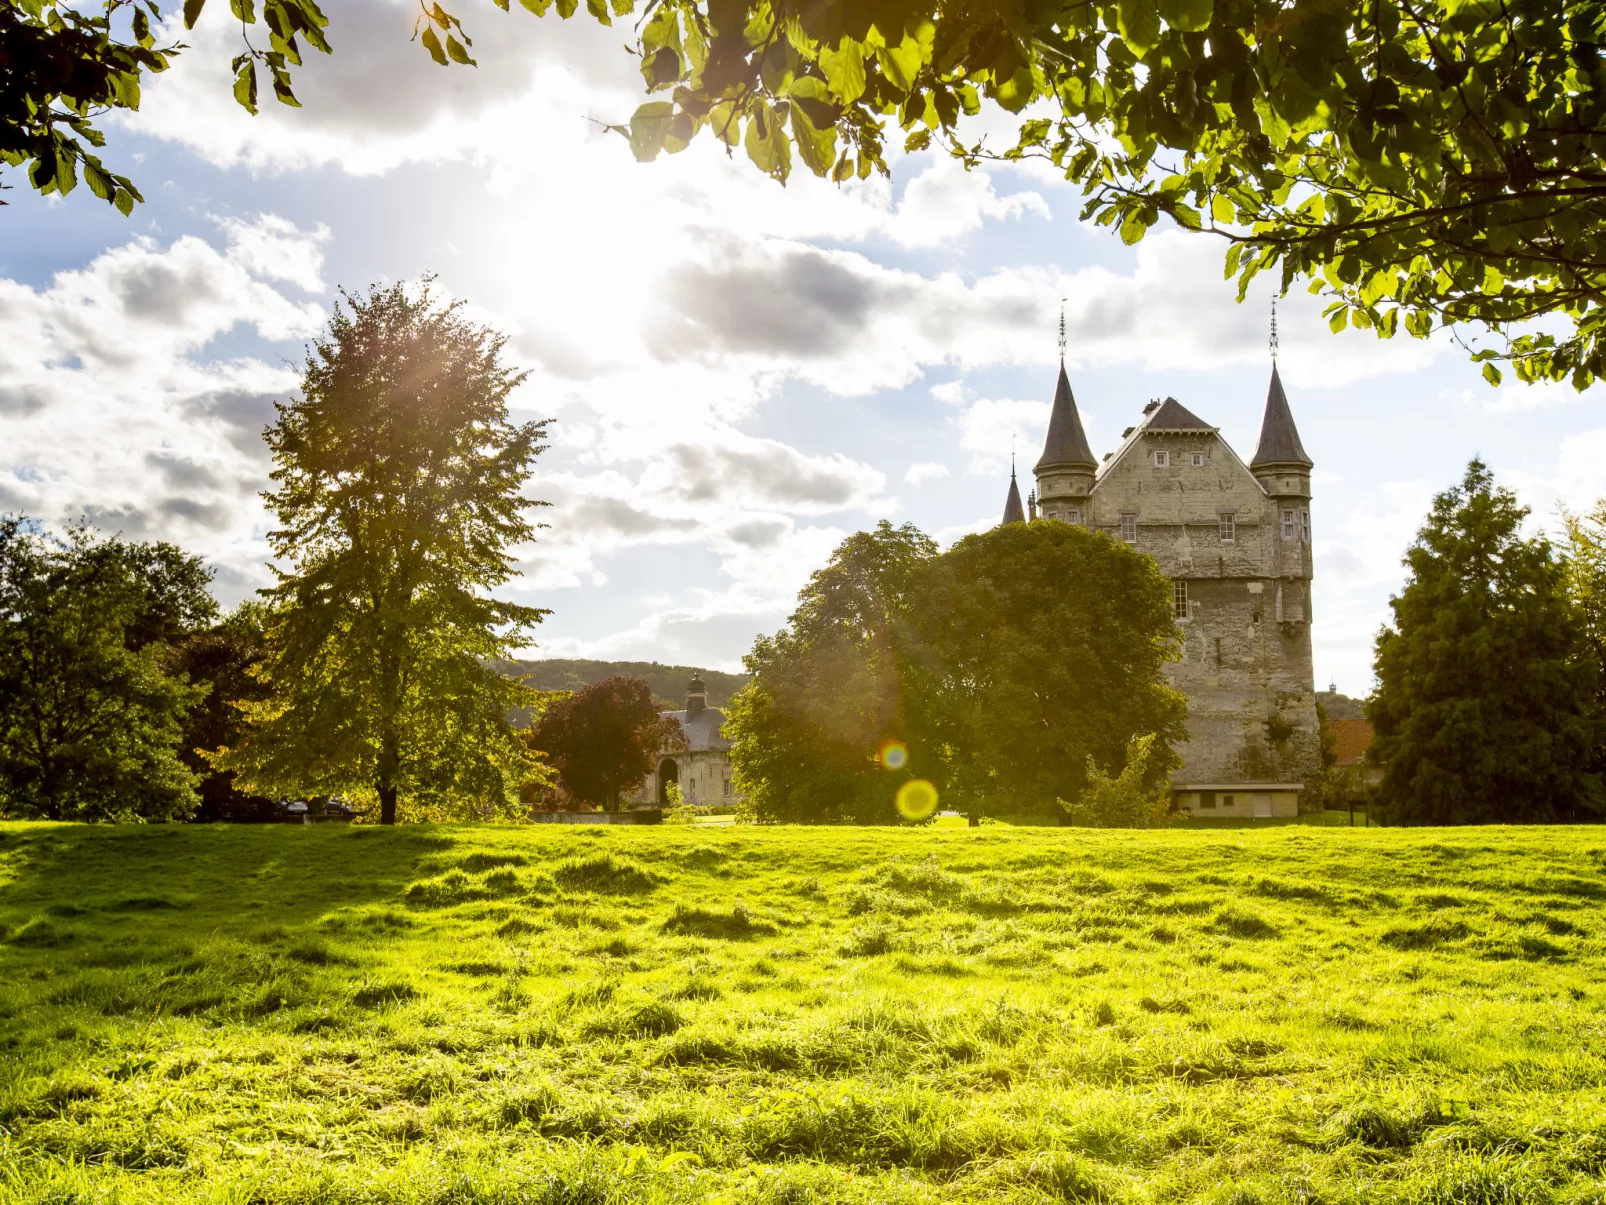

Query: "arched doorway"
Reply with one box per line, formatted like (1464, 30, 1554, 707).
(657, 758, 679, 805)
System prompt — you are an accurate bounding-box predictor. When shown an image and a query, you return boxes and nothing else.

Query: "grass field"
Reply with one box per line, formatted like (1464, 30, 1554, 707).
(1, 822, 1603, 1205)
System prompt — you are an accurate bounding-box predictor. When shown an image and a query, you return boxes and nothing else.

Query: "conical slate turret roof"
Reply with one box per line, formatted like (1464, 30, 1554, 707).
(1002, 469, 1026, 525)
(1034, 363, 1098, 472)
(1250, 364, 1312, 469)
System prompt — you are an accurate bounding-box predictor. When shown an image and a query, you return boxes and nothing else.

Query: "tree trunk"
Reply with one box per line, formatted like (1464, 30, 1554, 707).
(378, 781, 398, 826)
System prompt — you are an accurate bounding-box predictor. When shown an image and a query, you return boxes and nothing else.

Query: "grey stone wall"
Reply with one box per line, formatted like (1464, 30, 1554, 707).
(1040, 419, 1320, 792)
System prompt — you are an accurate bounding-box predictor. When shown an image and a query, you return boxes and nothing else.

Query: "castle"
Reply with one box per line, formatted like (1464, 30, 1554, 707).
(1004, 361, 1320, 817)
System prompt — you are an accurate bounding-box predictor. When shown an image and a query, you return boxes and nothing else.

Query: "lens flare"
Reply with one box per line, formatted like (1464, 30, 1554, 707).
(895, 778, 939, 821)
(878, 740, 909, 770)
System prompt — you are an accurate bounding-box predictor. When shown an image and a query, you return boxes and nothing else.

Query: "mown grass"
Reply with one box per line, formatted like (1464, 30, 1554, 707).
(0, 822, 1603, 1205)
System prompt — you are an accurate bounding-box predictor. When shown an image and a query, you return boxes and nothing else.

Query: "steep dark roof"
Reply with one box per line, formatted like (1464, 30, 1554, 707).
(663, 706, 731, 753)
(1143, 397, 1215, 433)
(1034, 364, 1098, 472)
(1250, 365, 1312, 469)
(1002, 470, 1026, 524)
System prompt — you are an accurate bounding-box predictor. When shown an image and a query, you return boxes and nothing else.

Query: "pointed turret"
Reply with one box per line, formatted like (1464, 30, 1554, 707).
(1034, 363, 1098, 473)
(1002, 466, 1026, 525)
(1033, 363, 1097, 521)
(1250, 364, 1312, 471)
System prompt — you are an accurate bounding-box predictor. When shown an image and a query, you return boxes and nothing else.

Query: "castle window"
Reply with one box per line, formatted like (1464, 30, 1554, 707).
(723, 778, 733, 797)
(1219, 513, 1235, 544)
(1221, 794, 1235, 808)
(1281, 508, 1297, 540)
(1153, 450, 1170, 467)
(1301, 510, 1311, 543)
(1199, 791, 1217, 809)
(1172, 580, 1190, 620)
(1066, 507, 1083, 525)
(1120, 513, 1137, 543)
(1191, 453, 1205, 467)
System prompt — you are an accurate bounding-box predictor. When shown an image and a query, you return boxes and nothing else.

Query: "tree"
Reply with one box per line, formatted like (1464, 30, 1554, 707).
(527, 676, 684, 808)
(216, 282, 550, 825)
(726, 521, 937, 824)
(0, 517, 212, 821)
(1059, 733, 1174, 828)
(12, 0, 1606, 387)
(909, 519, 1187, 818)
(1368, 459, 1602, 824)
(171, 601, 276, 822)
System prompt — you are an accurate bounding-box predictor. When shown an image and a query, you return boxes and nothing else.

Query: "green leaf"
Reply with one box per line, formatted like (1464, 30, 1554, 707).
(876, 35, 923, 92)
(233, 61, 259, 114)
(1117, 0, 1161, 55)
(1157, 0, 1212, 33)
(819, 39, 867, 105)
(420, 27, 449, 65)
(1482, 361, 1502, 386)
(628, 100, 674, 161)
(445, 34, 476, 64)
(183, 0, 206, 28)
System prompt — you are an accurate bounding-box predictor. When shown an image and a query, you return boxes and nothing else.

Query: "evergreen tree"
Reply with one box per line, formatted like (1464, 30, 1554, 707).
(218, 283, 549, 824)
(0, 518, 212, 821)
(1369, 460, 1602, 824)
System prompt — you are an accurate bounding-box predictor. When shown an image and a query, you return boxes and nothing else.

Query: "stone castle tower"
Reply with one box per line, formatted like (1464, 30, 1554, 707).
(1007, 361, 1320, 817)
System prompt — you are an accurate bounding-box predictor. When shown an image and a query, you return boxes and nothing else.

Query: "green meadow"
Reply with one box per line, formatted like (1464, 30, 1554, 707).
(1, 822, 1604, 1205)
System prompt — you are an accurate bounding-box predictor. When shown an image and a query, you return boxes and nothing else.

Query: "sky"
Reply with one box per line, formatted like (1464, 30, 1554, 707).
(3, 2, 1603, 696)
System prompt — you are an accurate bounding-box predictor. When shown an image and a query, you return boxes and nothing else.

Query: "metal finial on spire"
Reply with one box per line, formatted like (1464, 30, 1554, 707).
(1270, 293, 1279, 363)
(1011, 434, 1017, 477)
(1058, 297, 1067, 361)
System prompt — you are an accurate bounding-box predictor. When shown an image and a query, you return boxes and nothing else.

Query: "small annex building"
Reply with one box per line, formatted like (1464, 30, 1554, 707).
(630, 675, 742, 807)
(1005, 359, 1321, 817)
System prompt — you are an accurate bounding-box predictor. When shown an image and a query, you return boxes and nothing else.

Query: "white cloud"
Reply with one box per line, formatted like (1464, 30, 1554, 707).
(887, 160, 1049, 248)
(0, 218, 329, 598)
(904, 462, 950, 486)
(952, 397, 1052, 475)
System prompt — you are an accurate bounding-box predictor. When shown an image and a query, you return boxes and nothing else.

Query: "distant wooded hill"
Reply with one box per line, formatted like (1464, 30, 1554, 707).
(505, 659, 749, 709)
(1316, 690, 1367, 720)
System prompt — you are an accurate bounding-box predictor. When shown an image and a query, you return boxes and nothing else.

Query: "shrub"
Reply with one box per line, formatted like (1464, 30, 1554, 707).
(1060, 733, 1173, 828)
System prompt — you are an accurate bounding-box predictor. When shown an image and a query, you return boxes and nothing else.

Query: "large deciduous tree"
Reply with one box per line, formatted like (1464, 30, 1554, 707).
(0, 517, 212, 821)
(910, 519, 1186, 819)
(527, 676, 684, 809)
(217, 282, 550, 825)
(725, 521, 937, 824)
(171, 601, 276, 822)
(728, 518, 1185, 823)
(1368, 460, 1603, 824)
(12, 0, 1606, 387)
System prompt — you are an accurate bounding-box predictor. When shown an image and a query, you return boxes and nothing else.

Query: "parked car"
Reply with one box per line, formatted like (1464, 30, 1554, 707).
(272, 797, 357, 824)
(272, 799, 309, 824)
(309, 797, 356, 823)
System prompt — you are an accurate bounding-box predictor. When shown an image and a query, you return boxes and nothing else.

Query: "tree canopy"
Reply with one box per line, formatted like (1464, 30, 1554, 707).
(725, 521, 936, 824)
(216, 282, 550, 825)
(0, 518, 212, 821)
(727, 517, 1185, 823)
(526, 675, 684, 808)
(1368, 459, 1603, 824)
(10, 0, 1606, 386)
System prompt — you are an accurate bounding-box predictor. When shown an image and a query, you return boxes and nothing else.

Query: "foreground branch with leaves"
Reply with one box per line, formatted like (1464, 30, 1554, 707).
(11, 0, 1606, 386)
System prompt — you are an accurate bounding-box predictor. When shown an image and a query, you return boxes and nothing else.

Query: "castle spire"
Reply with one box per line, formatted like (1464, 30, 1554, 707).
(1002, 454, 1026, 524)
(1250, 361, 1312, 470)
(1034, 362, 1097, 473)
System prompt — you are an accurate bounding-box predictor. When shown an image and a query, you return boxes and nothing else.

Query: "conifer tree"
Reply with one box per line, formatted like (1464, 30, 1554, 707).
(1369, 460, 1602, 824)
(219, 283, 549, 824)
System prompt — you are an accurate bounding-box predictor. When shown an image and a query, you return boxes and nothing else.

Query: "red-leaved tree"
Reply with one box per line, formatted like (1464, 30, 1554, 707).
(527, 677, 684, 809)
